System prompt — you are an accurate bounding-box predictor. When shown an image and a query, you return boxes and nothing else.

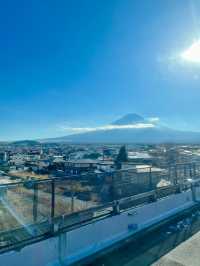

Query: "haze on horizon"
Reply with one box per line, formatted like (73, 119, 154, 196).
(1, 0, 200, 141)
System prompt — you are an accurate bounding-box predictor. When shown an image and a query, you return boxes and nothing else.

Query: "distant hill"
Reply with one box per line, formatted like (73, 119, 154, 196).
(11, 140, 40, 146)
(40, 114, 200, 144)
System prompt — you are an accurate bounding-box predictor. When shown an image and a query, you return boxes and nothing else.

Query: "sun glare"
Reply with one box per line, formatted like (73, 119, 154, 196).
(181, 40, 200, 63)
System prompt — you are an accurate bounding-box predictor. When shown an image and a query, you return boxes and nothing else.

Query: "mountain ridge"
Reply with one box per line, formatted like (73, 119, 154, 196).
(39, 114, 200, 144)
(111, 113, 145, 125)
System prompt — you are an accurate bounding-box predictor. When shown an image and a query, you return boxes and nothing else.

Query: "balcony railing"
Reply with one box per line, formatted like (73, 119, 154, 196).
(0, 162, 199, 253)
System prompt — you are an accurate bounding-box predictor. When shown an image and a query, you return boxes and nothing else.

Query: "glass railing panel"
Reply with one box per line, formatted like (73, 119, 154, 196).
(0, 182, 37, 247)
(36, 181, 52, 222)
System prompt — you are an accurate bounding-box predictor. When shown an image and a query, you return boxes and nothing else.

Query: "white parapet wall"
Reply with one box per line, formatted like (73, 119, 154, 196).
(0, 190, 195, 266)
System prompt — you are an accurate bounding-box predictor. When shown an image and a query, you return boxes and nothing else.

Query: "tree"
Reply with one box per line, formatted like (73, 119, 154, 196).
(115, 145, 128, 169)
(83, 152, 101, 159)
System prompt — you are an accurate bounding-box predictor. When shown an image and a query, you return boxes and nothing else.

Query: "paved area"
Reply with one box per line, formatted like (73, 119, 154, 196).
(152, 231, 200, 266)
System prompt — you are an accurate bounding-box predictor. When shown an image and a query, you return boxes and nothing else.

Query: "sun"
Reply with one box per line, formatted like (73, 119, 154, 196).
(181, 40, 200, 63)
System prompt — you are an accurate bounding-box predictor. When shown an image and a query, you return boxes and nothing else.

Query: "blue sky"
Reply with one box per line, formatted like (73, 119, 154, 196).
(1, 0, 200, 140)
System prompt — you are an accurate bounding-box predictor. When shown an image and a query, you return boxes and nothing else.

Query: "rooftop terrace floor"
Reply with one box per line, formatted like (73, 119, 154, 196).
(152, 230, 200, 266)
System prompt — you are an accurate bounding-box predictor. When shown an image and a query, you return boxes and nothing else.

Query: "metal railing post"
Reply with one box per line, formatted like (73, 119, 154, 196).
(174, 165, 178, 185)
(112, 200, 120, 215)
(193, 163, 196, 179)
(110, 172, 115, 202)
(189, 163, 192, 178)
(51, 179, 55, 232)
(191, 182, 196, 202)
(71, 191, 75, 213)
(184, 164, 187, 179)
(149, 167, 152, 190)
(168, 165, 171, 181)
(33, 182, 38, 223)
